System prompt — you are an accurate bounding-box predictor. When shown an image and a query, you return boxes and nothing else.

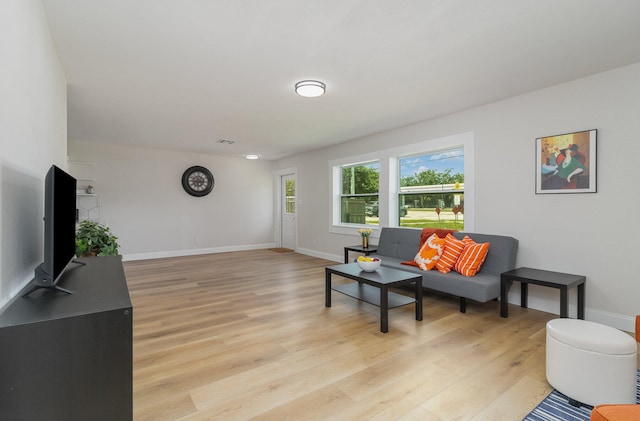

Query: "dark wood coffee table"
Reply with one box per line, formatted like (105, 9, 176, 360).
(325, 263, 422, 333)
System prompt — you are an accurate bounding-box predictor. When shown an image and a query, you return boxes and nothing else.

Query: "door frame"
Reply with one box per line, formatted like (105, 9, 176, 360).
(274, 167, 297, 248)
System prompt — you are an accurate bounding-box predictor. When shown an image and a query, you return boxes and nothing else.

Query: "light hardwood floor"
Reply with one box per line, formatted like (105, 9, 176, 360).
(124, 249, 557, 420)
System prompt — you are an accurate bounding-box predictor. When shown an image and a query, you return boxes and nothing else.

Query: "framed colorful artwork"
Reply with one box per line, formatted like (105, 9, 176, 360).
(535, 129, 597, 194)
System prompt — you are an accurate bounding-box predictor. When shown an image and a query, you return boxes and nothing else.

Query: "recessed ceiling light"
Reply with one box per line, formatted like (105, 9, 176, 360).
(295, 80, 326, 97)
(244, 154, 260, 160)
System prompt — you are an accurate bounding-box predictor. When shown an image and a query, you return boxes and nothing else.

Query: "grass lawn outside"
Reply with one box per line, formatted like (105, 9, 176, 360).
(365, 207, 464, 230)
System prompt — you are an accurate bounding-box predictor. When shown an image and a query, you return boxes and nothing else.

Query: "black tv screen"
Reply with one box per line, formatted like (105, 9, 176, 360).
(32, 165, 77, 292)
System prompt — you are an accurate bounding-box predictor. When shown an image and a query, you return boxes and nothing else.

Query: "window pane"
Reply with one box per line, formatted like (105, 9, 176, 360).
(285, 179, 295, 214)
(399, 193, 464, 229)
(341, 195, 378, 225)
(399, 148, 464, 229)
(341, 162, 379, 195)
(340, 161, 379, 226)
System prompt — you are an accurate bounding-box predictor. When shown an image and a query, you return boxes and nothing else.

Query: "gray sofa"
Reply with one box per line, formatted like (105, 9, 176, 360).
(370, 227, 518, 313)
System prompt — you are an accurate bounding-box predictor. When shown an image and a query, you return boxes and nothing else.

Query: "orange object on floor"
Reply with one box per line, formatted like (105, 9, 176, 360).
(590, 316, 640, 419)
(590, 404, 640, 420)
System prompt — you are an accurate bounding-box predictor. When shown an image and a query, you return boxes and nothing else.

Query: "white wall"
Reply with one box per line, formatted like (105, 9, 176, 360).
(275, 62, 640, 331)
(0, 0, 67, 309)
(68, 141, 276, 259)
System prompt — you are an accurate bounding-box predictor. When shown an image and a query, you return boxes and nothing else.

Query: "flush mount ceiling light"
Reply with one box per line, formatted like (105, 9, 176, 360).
(244, 154, 260, 160)
(295, 80, 326, 97)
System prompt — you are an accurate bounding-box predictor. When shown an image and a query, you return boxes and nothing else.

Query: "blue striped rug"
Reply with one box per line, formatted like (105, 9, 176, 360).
(524, 370, 640, 421)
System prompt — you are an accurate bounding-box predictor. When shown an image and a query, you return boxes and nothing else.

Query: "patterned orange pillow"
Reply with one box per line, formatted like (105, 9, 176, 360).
(454, 236, 490, 277)
(414, 234, 445, 271)
(435, 233, 466, 274)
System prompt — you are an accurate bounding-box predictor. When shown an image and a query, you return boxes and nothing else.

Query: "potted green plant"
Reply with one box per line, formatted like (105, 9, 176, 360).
(75, 219, 120, 257)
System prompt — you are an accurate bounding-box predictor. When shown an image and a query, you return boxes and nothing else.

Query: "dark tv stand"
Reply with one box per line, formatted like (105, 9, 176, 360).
(22, 259, 86, 297)
(0, 256, 132, 421)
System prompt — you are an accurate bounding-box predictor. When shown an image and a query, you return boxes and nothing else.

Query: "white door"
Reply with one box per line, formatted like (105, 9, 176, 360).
(281, 174, 296, 250)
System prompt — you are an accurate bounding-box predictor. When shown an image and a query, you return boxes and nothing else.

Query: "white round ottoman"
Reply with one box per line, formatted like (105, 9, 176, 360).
(546, 318, 637, 406)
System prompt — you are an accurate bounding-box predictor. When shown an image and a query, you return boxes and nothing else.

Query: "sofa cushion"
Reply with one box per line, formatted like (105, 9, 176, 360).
(376, 227, 421, 261)
(376, 257, 504, 302)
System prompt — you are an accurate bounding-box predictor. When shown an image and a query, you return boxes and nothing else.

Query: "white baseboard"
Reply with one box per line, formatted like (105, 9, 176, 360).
(294, 247, 342, 263)
(508, 292, 636, 333)
(122, 243, 276, 262)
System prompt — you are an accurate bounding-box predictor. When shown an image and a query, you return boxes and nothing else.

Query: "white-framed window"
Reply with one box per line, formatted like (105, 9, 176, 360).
(339, 161, 379, 226)
(330, 132, 474, 237)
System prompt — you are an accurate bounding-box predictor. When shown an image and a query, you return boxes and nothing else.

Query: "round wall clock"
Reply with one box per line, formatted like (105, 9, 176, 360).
(181, 166, 214, 197)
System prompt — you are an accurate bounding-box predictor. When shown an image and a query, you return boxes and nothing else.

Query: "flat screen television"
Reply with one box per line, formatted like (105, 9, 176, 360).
(26, 165, 80, 296)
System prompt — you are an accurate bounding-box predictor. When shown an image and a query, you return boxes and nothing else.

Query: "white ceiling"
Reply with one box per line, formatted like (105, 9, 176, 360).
(41, 0, 640, 160)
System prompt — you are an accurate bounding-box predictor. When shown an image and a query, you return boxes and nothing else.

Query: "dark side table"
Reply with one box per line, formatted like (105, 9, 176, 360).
(344, 245, 378, 263)
(500, 267, 586, 319)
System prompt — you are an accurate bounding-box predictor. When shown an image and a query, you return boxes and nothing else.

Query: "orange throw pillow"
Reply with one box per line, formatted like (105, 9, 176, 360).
(414, 234, 445, 271)
(435, 233, 466, 274)
(402, 229, 457, 266)
(454, 236, 490, 277)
